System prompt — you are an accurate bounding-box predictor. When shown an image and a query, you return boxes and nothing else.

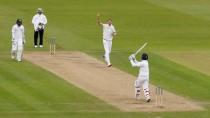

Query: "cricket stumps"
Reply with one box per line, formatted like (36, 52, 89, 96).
(49, 37, 56, 55)
(155, 87, 164, 107)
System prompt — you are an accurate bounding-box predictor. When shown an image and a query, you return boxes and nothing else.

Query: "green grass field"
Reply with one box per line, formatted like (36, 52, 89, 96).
(1, 0, 210, 117)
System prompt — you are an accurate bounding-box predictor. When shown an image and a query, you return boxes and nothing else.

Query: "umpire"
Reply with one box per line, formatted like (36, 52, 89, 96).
(32, 8, 47, 48)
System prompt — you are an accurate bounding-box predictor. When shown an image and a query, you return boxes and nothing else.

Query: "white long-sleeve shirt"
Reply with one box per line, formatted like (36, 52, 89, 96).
(130, 60, 149, 77)
(102, 24, 116, 40)
(12, 24, 25, 44)
(32, 14, 47, 31)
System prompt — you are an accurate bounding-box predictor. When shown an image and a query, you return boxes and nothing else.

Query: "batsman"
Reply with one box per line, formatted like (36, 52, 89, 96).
(11, 19, 25, 62)
(129, 44, 151, 102)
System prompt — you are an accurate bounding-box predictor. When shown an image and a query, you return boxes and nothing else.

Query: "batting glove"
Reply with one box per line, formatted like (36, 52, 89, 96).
(129, 54, 136, 61)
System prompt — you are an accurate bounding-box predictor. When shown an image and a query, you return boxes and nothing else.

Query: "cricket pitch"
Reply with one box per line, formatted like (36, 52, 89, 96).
(24, 51, 204, 112)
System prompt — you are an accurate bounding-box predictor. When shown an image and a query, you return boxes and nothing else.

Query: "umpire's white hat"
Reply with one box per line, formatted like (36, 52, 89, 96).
(37, 8, 43, 13)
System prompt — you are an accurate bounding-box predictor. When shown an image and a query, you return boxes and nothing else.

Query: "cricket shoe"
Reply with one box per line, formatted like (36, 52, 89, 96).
(34, 45, 38, 48)
(39, 45, 43, 48)
(146, 98, 151, 102)
(107, 64, 112, 67)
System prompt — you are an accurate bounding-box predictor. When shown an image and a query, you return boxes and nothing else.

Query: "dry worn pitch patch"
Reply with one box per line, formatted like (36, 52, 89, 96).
(24, 51, 204, 112)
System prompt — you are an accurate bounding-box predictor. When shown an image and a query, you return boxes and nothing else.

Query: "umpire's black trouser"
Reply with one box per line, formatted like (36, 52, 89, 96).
(34, 29, 44, 46)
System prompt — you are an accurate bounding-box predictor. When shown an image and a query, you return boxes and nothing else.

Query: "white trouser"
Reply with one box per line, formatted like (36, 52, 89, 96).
(134, 76, 150, 100)
(103, 39, 112, 65)
(11, 41, 17, 59)
(11, 40, 23, 61)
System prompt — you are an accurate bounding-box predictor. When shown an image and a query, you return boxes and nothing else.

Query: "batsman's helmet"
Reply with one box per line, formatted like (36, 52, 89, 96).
(16, 19, 22, 26)
(141, 53, 148, 60)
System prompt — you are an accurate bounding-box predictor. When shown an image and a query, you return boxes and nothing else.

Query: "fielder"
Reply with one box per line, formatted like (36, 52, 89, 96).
(97, 13, 117, 67)
(11, 19, 25, 62)
(32, 8, 47, 48)
(129, 53, 151, 102)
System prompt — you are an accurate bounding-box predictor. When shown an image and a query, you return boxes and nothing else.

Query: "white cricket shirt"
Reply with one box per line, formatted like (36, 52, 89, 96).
(102, 24, 116, 40)
(12, 24, 25, 42)
(32, 14, 47, 30)
(130, 60, 149, 77)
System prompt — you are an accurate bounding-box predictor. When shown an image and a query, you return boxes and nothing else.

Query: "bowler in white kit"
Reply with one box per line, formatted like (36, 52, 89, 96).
(129, 53, 151, 102)
(97, 13, 117, 67)
(11, 19, 25, 62)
